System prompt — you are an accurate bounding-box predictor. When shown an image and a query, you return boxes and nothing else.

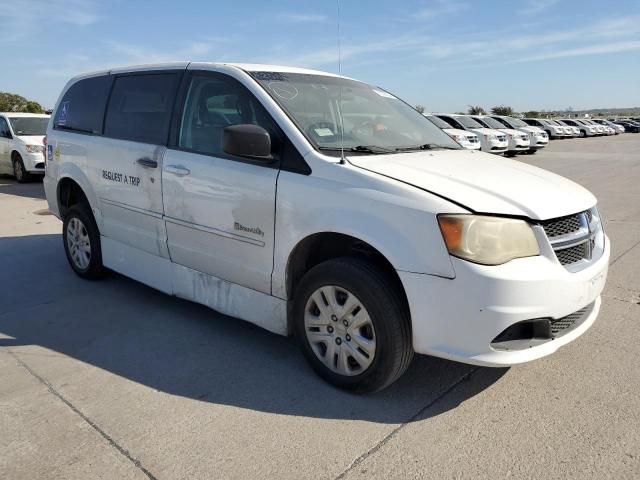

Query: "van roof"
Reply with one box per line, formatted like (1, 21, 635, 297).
(69, 62, 344, 82)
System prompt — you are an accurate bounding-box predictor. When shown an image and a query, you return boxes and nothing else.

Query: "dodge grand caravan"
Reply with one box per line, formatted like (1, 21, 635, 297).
(44, 63, 610, 393)
(0, 112, 50, 182)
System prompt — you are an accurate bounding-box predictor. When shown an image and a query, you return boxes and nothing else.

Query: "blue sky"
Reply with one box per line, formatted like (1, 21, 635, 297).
(2, 0, 639, 111)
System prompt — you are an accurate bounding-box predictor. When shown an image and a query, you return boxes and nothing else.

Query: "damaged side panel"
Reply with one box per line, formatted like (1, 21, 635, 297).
(102, 236, 288, 335)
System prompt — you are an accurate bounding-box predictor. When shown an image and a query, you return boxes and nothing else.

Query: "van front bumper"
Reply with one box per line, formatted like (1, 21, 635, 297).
(23, 152, 46, 173)
(399, 236, 609, 367)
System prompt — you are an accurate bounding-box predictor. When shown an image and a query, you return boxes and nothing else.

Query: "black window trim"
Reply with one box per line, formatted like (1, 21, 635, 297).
(168, 69, 310, 174)
(52, 74, 114, 137)
(102, 69, 185, 146)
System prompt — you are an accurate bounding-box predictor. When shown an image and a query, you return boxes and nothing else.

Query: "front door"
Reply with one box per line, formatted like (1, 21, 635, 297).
(162, 71, 281, 294)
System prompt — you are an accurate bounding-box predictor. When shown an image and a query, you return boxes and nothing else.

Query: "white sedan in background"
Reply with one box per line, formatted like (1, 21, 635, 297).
(435, 114, 508, 154)
(424, 114, 480, 150)
(0, 112, 50, 182)
(470, 115, 530, 157)
(490, 115, 549, 154)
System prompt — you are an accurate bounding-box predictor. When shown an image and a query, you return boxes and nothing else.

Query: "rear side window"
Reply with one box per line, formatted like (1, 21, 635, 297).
(104, 73, 178, 145)
(54, 75, 112, 134)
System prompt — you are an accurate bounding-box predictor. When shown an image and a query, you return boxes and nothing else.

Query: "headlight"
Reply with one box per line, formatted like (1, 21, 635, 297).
(451, 134, 466, 143)
(485, 134, 498, 141)
(26, 144, 44, 153)
(438, 215, 540, 265)
(508, 133, 516, 139)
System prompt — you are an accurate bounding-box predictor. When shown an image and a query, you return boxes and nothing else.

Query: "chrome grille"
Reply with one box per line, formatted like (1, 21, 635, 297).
(555, 243, 588, 265)
(540, 209, 602, 270)
(542, 214, 582, 238)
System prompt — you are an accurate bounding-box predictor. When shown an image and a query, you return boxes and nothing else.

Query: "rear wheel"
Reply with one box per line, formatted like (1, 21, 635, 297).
(12, 155, 31, 183)
(294, 257, 413, 393)
(62, 204, 106, 280)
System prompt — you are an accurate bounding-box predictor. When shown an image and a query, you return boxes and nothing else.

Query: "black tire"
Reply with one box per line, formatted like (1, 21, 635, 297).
(504, 151, 517, 158)
(581, 130, 587, 138)
(62, 204, 106, 280)
(293, 257, 413, 393)
(12, 154, 31, 183)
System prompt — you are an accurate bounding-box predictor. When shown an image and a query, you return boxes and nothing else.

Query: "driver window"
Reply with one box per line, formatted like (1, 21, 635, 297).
(179, 74, 279, 157)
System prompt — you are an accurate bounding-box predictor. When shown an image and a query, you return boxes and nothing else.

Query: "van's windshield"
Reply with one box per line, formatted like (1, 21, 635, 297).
(476, 117, 505, 129)
(8, 117, 49, 136)
(455, 116, 484, 129)
(504, 117, 527, 128)
(250, 71, 460, 154)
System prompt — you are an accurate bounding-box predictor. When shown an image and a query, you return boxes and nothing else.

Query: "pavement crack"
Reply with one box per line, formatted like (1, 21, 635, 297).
(610, 237, 640, 266)
(334, 367, 480, 480)
(7, 349, 159, 480)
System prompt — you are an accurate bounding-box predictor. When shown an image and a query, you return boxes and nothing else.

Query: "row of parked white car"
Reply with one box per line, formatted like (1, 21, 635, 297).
(424, 113, 629, 156)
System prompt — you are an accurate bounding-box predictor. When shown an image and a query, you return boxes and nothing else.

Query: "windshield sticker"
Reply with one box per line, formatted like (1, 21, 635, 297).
(58, 101, 70, 125)
(314, 127, 334, 137)
(268, 82, 299, 100)
(372, 89, 396, 99)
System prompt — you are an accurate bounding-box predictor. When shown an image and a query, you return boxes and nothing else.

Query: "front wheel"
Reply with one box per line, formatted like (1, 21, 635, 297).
(294, 257, 413, 393)
(13, 155, 31, 183)
(62, 205, 106, 280)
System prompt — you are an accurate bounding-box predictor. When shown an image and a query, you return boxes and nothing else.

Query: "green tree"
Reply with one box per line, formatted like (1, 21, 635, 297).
(523, 111, 541, 118)
(0, 92, 44, 113)
(415, 104, 426, 114)
(468, 105, 486, 115)
(491, 105, 514, 116)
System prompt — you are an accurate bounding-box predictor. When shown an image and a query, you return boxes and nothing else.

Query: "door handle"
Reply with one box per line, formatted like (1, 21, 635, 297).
(137, 157, 158, 168)
(165, 165, 191, 176)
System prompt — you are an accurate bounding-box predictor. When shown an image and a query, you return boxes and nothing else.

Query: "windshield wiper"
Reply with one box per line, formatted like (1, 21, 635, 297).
(394, 143, 458, 152)
(351, 145, 395, 154)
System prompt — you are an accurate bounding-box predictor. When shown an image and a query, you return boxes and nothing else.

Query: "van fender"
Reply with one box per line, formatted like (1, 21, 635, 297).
(56, 163, 103, 228)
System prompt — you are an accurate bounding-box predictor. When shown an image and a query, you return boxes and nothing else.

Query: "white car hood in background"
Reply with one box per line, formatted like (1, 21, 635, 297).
(519, 126, 545, 134)
(16, 135, 45, 145)
(470, 127, 503, 136)
(349, 149, 596, 220)
(443, 128, 475, 137)
(499, 128, 525, 137)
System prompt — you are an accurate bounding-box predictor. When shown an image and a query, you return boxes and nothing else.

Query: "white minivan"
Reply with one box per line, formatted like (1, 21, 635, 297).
(434, 114, 508, 154)
(44, 63, 610, 392)
(0, 112, 50, 182)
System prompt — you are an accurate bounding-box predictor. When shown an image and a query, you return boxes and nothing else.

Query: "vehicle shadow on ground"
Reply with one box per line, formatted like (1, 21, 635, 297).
(0, 176, 46, 200)
(0, 234, 507, 424)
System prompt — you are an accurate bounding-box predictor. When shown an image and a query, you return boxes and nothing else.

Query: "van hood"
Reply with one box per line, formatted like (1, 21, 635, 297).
(349, 149, 596, 220)
(16, 135, 45, 145)
(498, 128, 526, 137)
(518, 126, 544, 134)
(443, 128, 476, 137)
(469, 127, 503, 136)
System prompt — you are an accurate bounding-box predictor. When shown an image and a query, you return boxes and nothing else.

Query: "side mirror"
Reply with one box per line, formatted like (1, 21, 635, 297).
(223, 124, 272, 160)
